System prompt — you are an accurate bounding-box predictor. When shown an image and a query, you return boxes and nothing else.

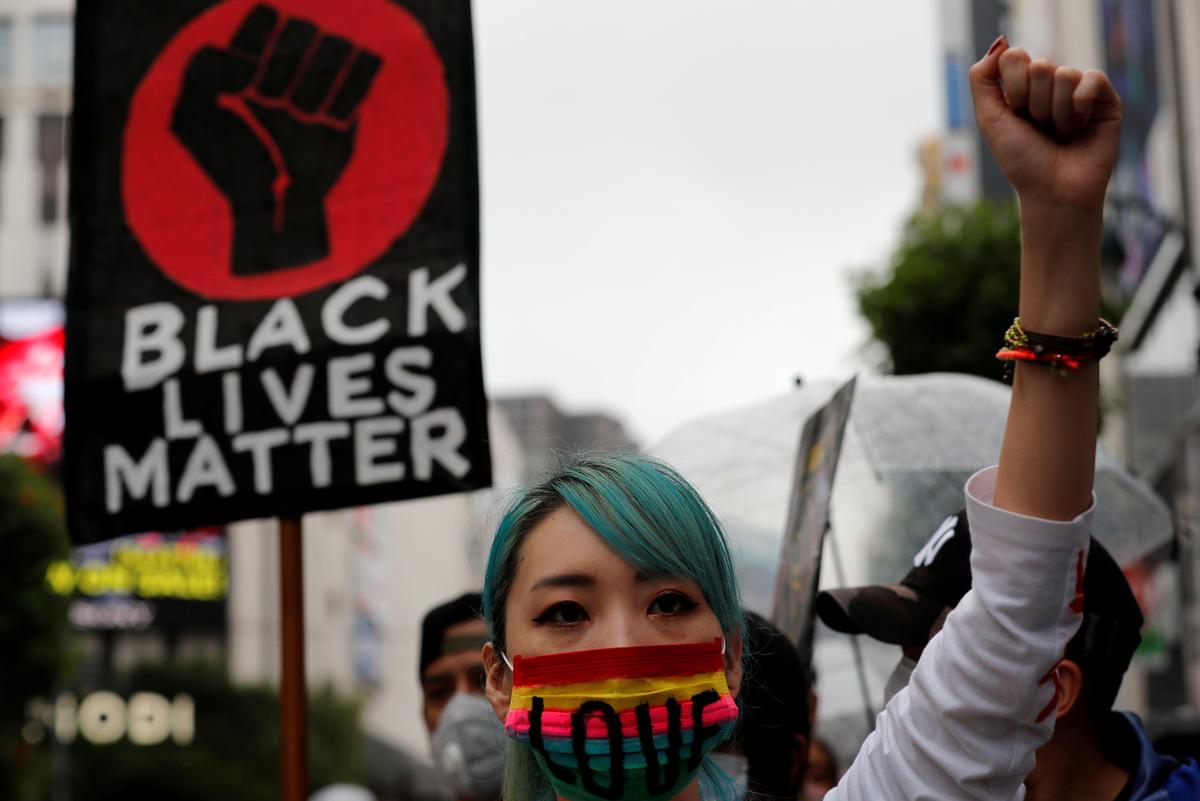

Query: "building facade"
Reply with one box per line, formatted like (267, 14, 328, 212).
(0, 0, 72, 297)
(924, 0, 1017, 208)
(494, 394, 639, 482)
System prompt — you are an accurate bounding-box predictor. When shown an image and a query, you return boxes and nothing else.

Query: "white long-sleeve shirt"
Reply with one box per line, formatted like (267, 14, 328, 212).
(827, 466, 1092, 801)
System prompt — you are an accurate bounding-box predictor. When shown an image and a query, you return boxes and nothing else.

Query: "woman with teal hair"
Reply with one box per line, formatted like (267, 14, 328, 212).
(482, 454, 747, 801)
(480, 39, 1122, 801)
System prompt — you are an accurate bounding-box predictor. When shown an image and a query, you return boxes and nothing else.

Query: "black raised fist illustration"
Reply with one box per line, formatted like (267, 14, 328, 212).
(172, 5, 381, 275)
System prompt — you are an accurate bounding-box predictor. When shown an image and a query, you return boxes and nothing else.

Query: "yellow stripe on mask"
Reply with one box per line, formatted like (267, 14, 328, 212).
(509, 671, 729, 712)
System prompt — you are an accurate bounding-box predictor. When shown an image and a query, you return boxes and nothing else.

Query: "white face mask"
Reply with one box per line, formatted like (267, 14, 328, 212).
(431, 693, 506, 801)
(882, 656, 918, 708)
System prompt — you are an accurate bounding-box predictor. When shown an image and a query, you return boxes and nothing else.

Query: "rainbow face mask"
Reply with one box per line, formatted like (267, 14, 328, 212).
(503, 638, 738, 801)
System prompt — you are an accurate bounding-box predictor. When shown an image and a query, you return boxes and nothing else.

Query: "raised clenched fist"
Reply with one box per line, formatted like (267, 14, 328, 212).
(172, 4, 381, 276)
(969, 37, 1121, 214)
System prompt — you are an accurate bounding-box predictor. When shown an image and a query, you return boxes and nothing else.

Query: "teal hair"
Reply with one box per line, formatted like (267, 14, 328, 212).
(482, 454, 744, 801)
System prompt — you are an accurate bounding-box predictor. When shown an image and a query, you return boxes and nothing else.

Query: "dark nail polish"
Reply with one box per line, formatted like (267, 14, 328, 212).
(987, 34, 1007, 55)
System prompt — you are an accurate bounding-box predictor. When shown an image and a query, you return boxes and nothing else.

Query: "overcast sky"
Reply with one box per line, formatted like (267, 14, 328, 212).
(474, 1, 942, 443)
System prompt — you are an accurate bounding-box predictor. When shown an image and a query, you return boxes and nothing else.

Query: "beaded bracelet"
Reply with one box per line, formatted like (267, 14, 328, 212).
(996, 317, 1119, 382)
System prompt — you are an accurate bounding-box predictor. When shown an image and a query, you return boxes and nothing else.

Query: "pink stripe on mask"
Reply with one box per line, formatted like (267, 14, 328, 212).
(506, 694, 738, 739)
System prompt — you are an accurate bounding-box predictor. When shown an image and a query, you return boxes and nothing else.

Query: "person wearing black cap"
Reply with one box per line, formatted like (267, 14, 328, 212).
(817, 512, 1200, 801)
(712, 611, 814, 799)
(419, 592, 504, 801)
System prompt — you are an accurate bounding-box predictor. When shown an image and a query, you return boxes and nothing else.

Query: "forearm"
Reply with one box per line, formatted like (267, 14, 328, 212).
(993, 204, 1101, 520)
(830, 468, 1091, 801)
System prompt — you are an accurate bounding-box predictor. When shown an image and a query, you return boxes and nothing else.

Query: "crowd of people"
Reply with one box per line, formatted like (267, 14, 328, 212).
(319, 37, 1200, 801)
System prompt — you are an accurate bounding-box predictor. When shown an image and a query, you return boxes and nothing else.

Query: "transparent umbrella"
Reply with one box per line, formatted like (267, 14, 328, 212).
(653, 372, 1173, 616)
(652, 372, 1174, 765)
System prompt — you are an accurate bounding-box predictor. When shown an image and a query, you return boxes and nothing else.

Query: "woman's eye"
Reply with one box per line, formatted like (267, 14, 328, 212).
(648, 591, 699, 616)
(533, 601, 588, 625)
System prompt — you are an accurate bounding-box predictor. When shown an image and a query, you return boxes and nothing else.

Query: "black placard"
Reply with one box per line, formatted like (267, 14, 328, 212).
(772, 378, 856, 664)
(65, 0, 489, 544)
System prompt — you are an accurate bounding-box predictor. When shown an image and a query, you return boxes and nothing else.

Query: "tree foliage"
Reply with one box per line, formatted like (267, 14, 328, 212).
(0, 455, 70, 801)
(855, 201, 1022, 378)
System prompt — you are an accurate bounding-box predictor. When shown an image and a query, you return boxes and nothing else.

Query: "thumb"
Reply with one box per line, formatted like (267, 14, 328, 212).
(969, 35, 1010, 131)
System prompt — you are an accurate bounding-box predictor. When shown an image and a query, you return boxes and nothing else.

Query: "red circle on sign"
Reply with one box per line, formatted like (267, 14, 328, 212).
(122, 0, 449, 300)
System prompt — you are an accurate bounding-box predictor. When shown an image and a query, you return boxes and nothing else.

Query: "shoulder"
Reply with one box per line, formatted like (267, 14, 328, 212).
(1163, 759, 1200, 801)
(1113, 712, 1200, 801)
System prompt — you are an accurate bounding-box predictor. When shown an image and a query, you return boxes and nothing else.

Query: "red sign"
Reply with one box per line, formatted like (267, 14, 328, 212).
(0, 327, 64, 463)
(122, 0, 450, 300)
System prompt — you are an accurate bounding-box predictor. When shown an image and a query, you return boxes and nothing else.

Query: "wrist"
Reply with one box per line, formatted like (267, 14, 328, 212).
(1017, 194, 1105, 222)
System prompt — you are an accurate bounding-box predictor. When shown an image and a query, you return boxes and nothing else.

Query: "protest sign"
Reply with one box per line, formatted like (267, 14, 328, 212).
(66, 0, 489, 544)
(772, 377, 856, 661)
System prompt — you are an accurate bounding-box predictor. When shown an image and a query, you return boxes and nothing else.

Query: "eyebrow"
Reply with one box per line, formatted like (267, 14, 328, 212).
(421, 672, 453, 687)
(530, 573, 594, 591)
(529, 571, 658, 591)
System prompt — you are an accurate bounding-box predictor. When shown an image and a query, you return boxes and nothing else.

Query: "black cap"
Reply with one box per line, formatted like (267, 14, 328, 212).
(419, 592, 485, 679)
(815, 512, 1144, 667)
(1064, 543, 1144, 680)
(816, 512, 972, 646)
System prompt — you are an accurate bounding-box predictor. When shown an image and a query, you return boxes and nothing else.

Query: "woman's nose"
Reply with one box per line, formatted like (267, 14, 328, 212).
(595, 609, 665, 649)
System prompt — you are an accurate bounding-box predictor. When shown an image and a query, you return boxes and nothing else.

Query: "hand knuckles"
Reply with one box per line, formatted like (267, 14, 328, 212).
(999, 48, 1030, 66)
(1054, 66, 1083, 84)
(1029, 59, 1056, 76)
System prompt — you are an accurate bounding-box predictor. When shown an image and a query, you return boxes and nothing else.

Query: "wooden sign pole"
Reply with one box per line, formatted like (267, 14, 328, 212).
(279, 515, 308, 801)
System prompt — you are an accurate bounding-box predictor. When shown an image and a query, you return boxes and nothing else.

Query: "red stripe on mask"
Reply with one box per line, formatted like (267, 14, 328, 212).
(512, 638, 725, 687)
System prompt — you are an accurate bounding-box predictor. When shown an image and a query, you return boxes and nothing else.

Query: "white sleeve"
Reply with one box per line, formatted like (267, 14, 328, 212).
(825, 466, 1091, 801)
